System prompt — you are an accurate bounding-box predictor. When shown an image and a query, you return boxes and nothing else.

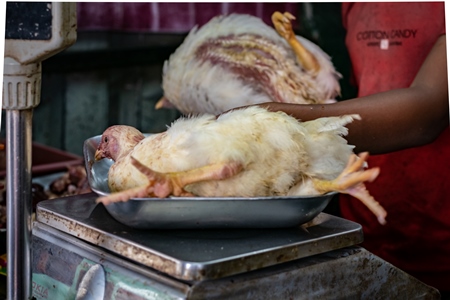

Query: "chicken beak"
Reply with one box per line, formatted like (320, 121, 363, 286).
(94, 149, 103, 161)
(155, 96, 176, 110)
(155, 97, 165, 110)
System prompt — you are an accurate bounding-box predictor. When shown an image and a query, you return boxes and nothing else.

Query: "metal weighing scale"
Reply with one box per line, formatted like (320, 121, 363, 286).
(31, 193, 440, 299)
(3, 2, 441, 299)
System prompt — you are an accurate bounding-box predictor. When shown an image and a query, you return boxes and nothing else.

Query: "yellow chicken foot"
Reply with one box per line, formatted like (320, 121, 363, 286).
(271, 11, 320, 74)
(312, 152, 387, 225)
(97, 157, 244, 205)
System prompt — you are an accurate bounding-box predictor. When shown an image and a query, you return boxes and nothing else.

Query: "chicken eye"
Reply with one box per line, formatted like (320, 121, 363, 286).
(104, 137, 108, 143)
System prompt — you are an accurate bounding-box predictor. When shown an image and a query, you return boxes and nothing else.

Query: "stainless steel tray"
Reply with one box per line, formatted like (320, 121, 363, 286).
(84, 135, 337, 229)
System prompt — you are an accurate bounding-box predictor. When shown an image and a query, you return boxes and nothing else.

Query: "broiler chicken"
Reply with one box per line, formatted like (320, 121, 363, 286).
(157, 12, 341, 115)
(94, 107, 387, 224)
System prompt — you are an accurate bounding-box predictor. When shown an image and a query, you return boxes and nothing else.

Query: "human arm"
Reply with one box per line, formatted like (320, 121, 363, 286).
(258, 35, 449, 154)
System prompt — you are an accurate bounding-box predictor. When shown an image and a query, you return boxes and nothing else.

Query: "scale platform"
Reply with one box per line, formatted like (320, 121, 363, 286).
(35, 193, 363, 281)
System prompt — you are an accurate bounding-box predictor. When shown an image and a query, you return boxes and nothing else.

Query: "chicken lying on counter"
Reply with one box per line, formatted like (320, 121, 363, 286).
(94, 107, 387, 224)
(157, 12, 341, 115)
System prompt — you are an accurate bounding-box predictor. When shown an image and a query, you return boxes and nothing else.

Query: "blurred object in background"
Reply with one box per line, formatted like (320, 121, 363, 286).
(76, 2, 299, 33)
(0, 141, 83, 178)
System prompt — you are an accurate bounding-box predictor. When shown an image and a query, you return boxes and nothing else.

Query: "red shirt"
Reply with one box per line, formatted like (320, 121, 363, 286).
(341, 2, 450, 290)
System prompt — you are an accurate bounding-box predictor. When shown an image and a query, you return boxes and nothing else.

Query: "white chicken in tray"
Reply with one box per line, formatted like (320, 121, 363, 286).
(157, 12, 342, 115)
(94, 107, 387, 225)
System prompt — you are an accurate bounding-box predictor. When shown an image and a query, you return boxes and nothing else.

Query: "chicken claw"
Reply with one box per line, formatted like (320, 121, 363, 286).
(271, 11, 296, 40)
(271, 11, 320, 74)
(312, 152, 387, 225)
(97, 157, 244, 205)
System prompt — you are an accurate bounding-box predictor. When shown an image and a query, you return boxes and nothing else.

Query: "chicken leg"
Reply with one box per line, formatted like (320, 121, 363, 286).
(97, 157, 244, 205)
(271, 11, 320, 74)
(312, 152, 387, 225)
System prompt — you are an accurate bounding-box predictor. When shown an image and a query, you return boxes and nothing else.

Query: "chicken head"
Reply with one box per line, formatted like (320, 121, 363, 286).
(95, 125, 145, 162)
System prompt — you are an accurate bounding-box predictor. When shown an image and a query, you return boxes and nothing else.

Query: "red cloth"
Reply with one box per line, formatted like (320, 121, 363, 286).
(341, 2, 450, 290)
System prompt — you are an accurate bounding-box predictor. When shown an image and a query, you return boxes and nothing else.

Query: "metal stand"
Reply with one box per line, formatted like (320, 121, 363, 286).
(3, 59, 40, 300)
(5, 110, 33, 299)
(3, 3, 77, 299)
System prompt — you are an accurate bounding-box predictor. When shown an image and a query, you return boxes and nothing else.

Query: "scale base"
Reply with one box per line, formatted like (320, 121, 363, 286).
(32, 221, 440, 299)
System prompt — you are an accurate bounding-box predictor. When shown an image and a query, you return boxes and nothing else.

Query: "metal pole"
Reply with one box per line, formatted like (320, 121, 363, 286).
(6, 109, 33, 299)
(3, 59, 40, 300)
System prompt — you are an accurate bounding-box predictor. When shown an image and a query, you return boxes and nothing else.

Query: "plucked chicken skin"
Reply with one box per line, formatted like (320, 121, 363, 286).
(95, 107, 387, 224)
(157, 12, 342, 115)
